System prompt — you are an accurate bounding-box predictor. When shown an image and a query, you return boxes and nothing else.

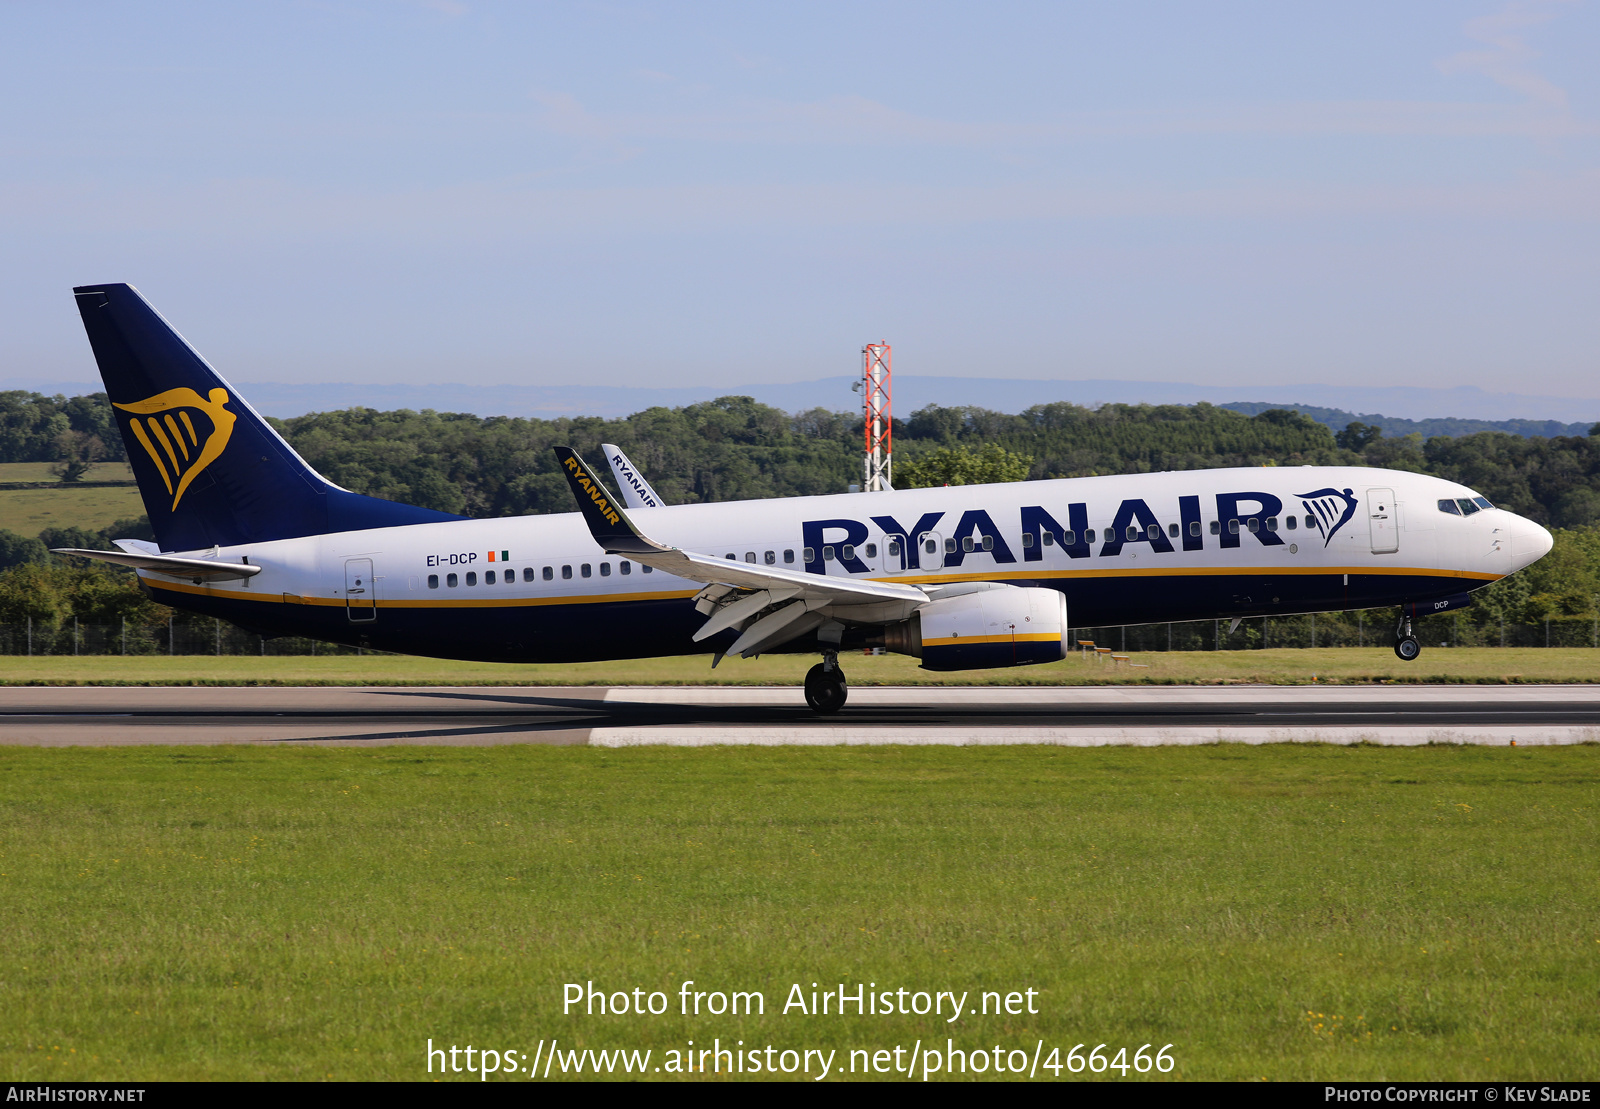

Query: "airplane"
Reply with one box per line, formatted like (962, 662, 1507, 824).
(55, 283, 1554, 713)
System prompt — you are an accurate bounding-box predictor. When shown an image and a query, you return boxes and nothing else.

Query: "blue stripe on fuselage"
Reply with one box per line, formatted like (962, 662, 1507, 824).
(147, 569, 1482, 663)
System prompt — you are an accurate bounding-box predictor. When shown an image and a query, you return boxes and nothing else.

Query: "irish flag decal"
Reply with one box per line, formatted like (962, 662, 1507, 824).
(487, 550, 510, 562)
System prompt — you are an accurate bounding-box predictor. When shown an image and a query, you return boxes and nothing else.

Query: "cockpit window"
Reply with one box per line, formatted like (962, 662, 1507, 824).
(1457, 498, 1481, 516)
(1473, 496, 1493, 510)
(1438, 499, 1462, 516)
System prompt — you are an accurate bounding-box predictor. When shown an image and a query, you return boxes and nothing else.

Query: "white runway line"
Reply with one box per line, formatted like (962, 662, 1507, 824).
(603, 684, 1600, 706)
(595, 685, 1600, 746)
(589, 726, 1600, 747)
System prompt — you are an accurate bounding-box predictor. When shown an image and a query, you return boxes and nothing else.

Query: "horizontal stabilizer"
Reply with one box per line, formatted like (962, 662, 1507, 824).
(51, 548, 262, 582)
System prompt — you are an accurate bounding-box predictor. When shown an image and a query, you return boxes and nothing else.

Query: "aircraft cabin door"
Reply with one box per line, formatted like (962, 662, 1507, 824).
(1367, 488, 1398, 555)
(345, 558, 377, 622)
(917, 530, 944, 573)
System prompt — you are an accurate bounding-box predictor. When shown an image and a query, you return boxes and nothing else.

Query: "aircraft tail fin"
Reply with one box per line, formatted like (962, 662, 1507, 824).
(72, 283, 464, 551)
(601, 443, 665, 508)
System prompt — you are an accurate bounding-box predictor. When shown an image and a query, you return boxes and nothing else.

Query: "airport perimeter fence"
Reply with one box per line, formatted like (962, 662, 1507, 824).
(0, 618, 370, 657)
(1072, 610, 1600, 653)
(0, 611, 1598, 656)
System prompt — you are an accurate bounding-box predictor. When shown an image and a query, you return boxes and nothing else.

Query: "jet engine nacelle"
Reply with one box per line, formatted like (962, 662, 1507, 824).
(879, 584, 1068, 671)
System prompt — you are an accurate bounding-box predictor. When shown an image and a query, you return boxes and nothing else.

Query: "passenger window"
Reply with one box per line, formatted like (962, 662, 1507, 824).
(865, 543, 877, 558)
(1209, 520, 1220, 535)
(924, 539, 937, 555)
(725, 553, 736, 561)
(642, 565, 653, 573)
(1145, 524, 1158, 540)
(561, 565, 572, 580)
(962, 536, 974, 552)
(1085, 529, 1095, 544)
(600, 562, 611, 576)
(1125, 525, 1138, 542)
(1305, 514, 1315, 528)
(1286, 516, 1297, 530)
(982, 535, 993, 550)
(745, 552, 756, 563)
(1265, 517, 1278, 531)
(1044, 531, 1055, 546)
(447, 573, 458, 587)
(428, 574, 439, 589)
(581, 564, 592, 578)
(485, 570, 496, 584)
(506, 571, 514, 585)
(783, 550, 794, 564)
(1189, 521, 1201, 537)
(620, 561, 631, 575)
(764, 550, 776, 565)
(1168, 522, 1179, 538)
(541, 566, 552, 581)
(945, 538, 956, 554)
(1021, 533, 1035, 549)
(804, 547, 815, 562)
(823, 546, 835, 561)
(842, 545, 855, 560)
(1457, 498, 1480, 516)
(1229, 520, 1240, 534)
(466, 571, 477, 586)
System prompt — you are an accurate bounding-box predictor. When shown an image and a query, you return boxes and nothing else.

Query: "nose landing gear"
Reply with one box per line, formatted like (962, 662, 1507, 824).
(805, 651, 848, 713)
(1394, 614, 1421, 661)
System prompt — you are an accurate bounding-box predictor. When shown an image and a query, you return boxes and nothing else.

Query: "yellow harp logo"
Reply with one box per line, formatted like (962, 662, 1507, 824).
(113, 387, 237, 512)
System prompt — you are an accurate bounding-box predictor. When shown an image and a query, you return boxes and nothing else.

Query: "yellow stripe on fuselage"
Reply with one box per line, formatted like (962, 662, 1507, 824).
(142, 562, 1497, 609)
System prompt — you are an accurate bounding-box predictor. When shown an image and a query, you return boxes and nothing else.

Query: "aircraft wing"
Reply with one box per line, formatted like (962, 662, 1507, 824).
(601, 442, 665, 509)
(51, 548, 262, 582)
(554, 446, 926, 657)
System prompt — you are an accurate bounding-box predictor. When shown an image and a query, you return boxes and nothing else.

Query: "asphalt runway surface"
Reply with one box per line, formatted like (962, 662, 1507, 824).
(1, 685, 1598, 746)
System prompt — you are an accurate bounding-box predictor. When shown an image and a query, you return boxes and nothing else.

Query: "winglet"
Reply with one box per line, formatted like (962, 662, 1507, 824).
(553, 446, 670, 557)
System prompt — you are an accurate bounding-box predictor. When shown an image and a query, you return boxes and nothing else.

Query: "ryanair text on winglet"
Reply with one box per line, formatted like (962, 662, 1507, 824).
(564, 455, 622, 525)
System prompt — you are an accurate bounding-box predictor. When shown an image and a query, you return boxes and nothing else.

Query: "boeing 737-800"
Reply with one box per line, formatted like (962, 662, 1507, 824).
(57, 284, 1553, 712)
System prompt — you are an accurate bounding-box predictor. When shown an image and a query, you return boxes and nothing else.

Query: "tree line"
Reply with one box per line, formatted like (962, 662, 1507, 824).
(5, 389, 1600, 633)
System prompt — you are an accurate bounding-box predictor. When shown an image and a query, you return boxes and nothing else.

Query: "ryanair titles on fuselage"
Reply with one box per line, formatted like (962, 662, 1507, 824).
(800, 485, 1357, 575)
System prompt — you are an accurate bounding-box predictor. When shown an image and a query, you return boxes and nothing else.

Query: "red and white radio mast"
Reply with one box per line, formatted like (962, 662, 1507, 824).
(859, 343, 892, 492)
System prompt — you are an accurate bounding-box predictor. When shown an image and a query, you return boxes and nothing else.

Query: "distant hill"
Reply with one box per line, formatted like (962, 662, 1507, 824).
(1220, 402, 1595, 441)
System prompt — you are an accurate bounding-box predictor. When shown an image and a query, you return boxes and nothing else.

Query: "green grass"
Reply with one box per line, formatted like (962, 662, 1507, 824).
(0, 461, 136, 484)
(1, 646, 1599, 685)
(1, 744, 1596, 1081)
(0, 484, 144, 536)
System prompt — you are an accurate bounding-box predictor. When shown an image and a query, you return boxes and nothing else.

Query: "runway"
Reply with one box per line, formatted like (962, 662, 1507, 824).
(1, 685, 1598, 746)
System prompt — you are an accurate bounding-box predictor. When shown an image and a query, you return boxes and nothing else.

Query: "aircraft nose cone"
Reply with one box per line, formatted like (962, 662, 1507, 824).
(1513, 518, 1554, 568)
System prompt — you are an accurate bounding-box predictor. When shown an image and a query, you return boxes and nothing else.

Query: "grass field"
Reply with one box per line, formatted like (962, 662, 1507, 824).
(0, 461, 137, 484)
(0, 743, 1595, 1081)
(0, 646, 1598, 685)
(0, 483, 144, 536)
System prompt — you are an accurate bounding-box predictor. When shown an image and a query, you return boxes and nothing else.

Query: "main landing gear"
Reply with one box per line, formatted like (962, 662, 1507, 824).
(1394, 614, 1422, 661)
(805, 651, 848, 714)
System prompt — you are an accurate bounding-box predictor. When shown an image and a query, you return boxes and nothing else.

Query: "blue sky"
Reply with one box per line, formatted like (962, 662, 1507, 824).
(2, 1, 1597, 403)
